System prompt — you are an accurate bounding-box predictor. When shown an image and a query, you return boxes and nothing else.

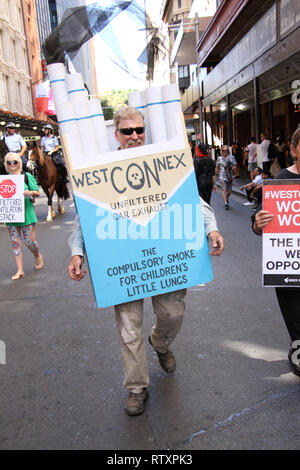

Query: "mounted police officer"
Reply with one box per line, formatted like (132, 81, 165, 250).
(41, 124, 68, 181)
(1, 122, 28, 171)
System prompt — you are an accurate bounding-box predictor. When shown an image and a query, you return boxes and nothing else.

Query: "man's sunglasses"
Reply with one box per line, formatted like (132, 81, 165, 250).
(7, 160, 18, 165)
(118, 127, 145, 136)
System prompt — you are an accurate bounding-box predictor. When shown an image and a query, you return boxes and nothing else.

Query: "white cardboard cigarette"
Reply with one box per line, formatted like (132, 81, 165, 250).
(89, 98, 111, 153)
(162, 84, 182, 140)
(73, 99, 98, 156)
(47, 62, 65, 82)
(65, 73, 88, 103)
(56, 102, 84, 160)
(141, 89, 150, 145)
(128, 90, 150, 145)
(128, 91, 144, 110)
(47, 63, 68, 105)
(145, 86, 167, 144)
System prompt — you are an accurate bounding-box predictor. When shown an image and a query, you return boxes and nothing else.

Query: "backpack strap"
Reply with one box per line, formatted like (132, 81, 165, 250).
(22, 172, 36, 203)
(22, 171, 30, 188)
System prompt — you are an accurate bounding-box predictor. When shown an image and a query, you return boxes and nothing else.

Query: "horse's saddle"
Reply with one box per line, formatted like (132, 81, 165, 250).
(49, 153, 67, 178)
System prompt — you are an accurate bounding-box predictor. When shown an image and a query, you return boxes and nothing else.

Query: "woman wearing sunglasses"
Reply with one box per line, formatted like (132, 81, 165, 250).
(4, 153, 43, 280)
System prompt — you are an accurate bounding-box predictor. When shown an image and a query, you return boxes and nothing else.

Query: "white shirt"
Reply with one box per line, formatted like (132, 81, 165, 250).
(2, 133, 26, 152)
(246, 142, 257, 162)
(261, 139, 270, 162)
(253, 174, 262, 185)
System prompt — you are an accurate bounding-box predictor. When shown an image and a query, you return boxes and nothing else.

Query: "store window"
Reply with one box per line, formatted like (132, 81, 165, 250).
(178, 65, 189, 79)
(48, 0, 58, 30)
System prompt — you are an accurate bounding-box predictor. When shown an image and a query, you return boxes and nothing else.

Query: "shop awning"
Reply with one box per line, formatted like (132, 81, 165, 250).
(0, 108, 58, 134)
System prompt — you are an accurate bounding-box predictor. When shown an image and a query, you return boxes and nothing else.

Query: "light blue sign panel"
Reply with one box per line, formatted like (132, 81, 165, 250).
(75, 171, 213, 308)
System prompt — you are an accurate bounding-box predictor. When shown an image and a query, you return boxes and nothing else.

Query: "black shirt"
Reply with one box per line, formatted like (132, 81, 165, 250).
(193, 157, 216, 185)
(275, 168, 300, 180)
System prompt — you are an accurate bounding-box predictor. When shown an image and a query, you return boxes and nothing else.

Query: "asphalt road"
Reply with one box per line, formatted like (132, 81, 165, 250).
(0, 186, 299, 450)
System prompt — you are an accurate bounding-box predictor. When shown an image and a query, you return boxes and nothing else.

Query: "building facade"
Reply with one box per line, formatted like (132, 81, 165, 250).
(161, 0, 215, 138)
(181, 0, 300, 146)
(0, 0, 52, 137)
(0, 1, 33, 120)
(22, 0, 46, 120)
(161, 0, 194, 87)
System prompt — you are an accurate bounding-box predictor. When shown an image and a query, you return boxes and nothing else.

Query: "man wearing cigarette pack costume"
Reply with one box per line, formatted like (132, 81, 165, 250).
(68, 106, 224, 416)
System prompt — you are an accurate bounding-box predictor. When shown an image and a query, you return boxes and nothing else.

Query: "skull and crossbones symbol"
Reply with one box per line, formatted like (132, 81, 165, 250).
(126, 164, 145, 190)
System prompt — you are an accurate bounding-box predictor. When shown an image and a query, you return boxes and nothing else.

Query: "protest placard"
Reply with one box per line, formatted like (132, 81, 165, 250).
(49, 66, 214, 308)
(263, 179, 300, 286)
(68, 143, 213, 308)
(0, 175, 24, 223)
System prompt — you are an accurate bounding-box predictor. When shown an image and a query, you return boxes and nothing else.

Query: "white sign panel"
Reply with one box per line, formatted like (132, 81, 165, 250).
(0, 175, 25, 223)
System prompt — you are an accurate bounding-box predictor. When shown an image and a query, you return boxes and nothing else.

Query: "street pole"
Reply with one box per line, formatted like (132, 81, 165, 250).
(195, 13, 203, 142)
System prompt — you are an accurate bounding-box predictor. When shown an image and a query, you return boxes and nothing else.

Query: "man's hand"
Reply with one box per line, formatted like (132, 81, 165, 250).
(68, 255, 86, 281)
(208, 231, 224, 256)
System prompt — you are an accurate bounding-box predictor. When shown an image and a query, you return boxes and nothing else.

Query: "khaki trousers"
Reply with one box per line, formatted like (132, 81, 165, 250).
(114, 289, 186, 393)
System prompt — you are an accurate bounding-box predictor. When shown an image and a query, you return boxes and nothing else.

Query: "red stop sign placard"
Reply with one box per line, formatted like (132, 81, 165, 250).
(0, 179, 17, 198)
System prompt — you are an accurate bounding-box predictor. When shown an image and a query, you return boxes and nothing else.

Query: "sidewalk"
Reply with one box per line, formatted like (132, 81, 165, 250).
(217, 175, 251, 199)
(231, 175, 251, 198)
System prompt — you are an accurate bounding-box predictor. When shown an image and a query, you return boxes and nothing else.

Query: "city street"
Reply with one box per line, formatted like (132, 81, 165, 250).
(0, 185, 299, 451)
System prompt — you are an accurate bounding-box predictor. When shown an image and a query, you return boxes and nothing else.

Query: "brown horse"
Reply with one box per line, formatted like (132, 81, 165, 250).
(30, 143, 70, 221)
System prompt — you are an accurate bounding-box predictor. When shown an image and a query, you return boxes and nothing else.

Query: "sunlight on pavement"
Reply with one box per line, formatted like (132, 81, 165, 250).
(222, 340, 286, 362)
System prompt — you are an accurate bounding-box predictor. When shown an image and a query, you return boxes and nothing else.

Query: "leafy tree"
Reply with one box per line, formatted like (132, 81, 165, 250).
(99, 89, 136, 120)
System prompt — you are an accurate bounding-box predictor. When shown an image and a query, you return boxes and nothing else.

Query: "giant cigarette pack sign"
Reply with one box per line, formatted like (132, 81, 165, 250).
(263, 179, 300, 286)
(48, 64, 214, 308)
(71, 147, 213, 307)
(0, 175, 24, 223)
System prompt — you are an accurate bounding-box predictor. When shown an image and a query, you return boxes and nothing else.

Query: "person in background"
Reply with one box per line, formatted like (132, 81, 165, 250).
(189, 140, 195, 158)
(244, 137, 257, 180)
(249, 169, 271, 208)
(260, 132, 271, 173)
(252, 126, 300, 377)
(240, 167, 262, 207)
(193, 143, 217, 205)
(275, 136, 286, 169)
(4, 152, 43, 280)
(1, 122, 27, 172)
(41, 124, 68, 181)
(41, 124, 60, 156)
(232, 141, 242, 178)
(286, 138, 294, 167)
(216, 144, 237, 210)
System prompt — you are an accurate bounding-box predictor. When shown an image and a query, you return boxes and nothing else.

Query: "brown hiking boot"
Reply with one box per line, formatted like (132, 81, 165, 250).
(149, 336, 176, 373)
(125, 389, 148, 416)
